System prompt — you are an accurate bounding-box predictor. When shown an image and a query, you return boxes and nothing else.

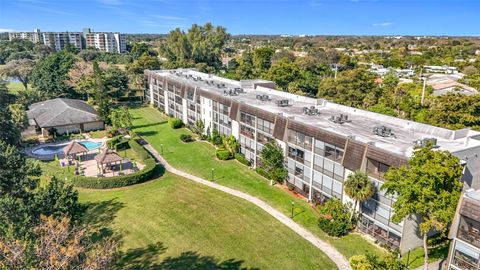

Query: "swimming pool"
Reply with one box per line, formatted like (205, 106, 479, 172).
(32, 141, 102, 156)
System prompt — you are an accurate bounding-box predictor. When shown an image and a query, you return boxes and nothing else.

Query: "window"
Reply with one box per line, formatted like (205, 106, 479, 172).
(288, 147, 304, 163)
(240, 112, 255, 126)
(257, 118, 274, 134)
(366, 159, 390, 180)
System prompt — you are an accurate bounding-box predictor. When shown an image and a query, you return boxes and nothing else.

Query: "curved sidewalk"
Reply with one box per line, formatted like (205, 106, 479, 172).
(142, 143, 352, 270)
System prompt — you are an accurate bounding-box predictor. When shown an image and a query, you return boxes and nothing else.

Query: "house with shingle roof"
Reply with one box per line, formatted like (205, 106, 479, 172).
(27, 98, 104, 138)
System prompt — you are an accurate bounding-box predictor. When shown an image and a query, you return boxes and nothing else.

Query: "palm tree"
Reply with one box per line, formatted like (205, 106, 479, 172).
(344, 171, 375, 221)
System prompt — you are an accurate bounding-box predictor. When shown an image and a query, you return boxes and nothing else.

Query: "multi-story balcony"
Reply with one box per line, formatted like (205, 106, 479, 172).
(240, 129, 254, 139)
(458, 216, 480, 249)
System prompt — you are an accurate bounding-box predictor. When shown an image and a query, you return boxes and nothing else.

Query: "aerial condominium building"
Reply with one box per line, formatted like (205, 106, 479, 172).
(144, 68, 480, 253)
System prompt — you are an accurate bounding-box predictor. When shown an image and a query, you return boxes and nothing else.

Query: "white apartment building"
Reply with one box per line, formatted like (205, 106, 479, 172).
(145, 68, 480, 253)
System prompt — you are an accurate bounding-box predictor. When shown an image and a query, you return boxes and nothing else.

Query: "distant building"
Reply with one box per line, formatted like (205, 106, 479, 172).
(41, 32, 83, 51)
(83, 28, 126, 53)
(8, 28, 42, 43)
(424, 65, 458, 74)
(8, 28, 126, 53)
(427, 74, 478, 96)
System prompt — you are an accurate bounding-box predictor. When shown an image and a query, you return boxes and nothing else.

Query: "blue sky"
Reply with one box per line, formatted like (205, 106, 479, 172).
(0, 0, 479, 35)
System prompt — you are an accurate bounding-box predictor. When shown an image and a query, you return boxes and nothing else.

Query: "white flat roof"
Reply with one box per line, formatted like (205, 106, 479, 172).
(150, 69, 480, 157)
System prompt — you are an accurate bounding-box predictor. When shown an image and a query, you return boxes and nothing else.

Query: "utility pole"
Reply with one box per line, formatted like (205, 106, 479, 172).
(421, 76, 427, 105)
(334, 63, 338, 80)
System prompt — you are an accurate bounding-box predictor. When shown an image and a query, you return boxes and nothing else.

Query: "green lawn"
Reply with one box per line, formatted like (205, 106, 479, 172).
(6, 81, 28, 94)
(129, 105, 385, 260)
(78, 173, 338, 269)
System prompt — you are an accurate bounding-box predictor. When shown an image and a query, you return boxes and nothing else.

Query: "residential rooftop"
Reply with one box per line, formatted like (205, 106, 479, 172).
(150, 68, 480, 157)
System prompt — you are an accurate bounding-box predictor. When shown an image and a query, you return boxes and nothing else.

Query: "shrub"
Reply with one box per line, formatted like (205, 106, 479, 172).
(318, 199, 353, 237)
(234, 153, 250, 166)
(72, 140, 159, 189)
(349, 254, 405, 270)
(168, 117, 183, 129)
(107, 129, 118, 138)
(216, 149, 231, 160)
(179, 134, 193, 143)
(106, 135, 123, 149)
(287, 182, 295, 191)
(210, 129, 223, 146)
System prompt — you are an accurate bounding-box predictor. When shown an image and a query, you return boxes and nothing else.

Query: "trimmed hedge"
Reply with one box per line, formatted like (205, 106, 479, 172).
(114, 139, 130, 151)
(234, 153, 250, 166)
(107, 135, 123, 149)
(179, 134, 193, 142)
(72, 140, 159, 189)
(216, 149, 231, 160)
(168, 118, 183, 129)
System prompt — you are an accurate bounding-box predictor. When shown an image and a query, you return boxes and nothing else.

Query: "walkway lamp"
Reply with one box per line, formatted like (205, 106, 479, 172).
(161, 144, 164, 155)
(211, 168, 215, 181)
(291, 202, 295, 218)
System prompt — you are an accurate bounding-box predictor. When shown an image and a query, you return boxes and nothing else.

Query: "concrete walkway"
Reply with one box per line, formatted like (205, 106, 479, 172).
(142, 143, 352, 270)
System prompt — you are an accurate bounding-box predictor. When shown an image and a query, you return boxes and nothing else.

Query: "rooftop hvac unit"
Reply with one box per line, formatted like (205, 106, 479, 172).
(303, 106, 320, 116)
(215, 83, 226, 88)
(373, 125, 392, 137)
(329, 113, 350, 124)
(234, 87, 244, 93)
(223, 89, 238, 96)
(275, 99, 289, 107)
(256, 94, 270, 101)
(414, 138, 438, 148)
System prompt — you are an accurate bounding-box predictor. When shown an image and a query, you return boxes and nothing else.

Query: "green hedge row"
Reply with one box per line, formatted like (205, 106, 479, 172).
(72, 140, 159, 189)
(107, 135, 123, 149)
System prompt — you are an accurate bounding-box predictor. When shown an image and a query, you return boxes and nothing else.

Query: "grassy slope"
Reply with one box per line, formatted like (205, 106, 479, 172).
(78, 173, 337, 269)
(129, 106, 384, 259)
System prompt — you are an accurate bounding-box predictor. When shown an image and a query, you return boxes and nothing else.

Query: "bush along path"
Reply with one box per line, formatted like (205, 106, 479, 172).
(141, 142, 352, 270)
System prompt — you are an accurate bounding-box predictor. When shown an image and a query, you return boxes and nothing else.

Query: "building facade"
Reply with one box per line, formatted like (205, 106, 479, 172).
(145, 68, 480, 253)
(448, 190, 480, 270)
(83, 28, 126, 53)
(8, 28, 126, 53)
(41, 32, 83, 51)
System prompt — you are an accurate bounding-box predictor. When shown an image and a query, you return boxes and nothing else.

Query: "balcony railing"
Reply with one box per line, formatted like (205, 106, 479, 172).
(240, 130, 254, 139)
(453, 254, 478, 270)
(459, 227, 480, 248)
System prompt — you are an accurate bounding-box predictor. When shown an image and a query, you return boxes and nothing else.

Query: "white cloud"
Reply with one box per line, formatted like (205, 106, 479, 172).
(154, 15, 186, 20)
(0, 28, 16, 32)
(372, 22, 392, 27)
(97, 0, 122, 5)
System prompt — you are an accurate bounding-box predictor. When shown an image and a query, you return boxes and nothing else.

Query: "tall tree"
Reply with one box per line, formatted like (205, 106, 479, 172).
(110, 106, 132, 129)
(30, 51, 75, 98)
(381, 146, 463, 269)
(259, 141, 288, 184)
(92, 61, 110, 123)
(0, 215, 117, 270)
(160, 23, 229, 70)
(0, 59, 34, 90)
(343, 171, 375, 221)
(317, 68, 379, 108)
(263, 58, 301, 90)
